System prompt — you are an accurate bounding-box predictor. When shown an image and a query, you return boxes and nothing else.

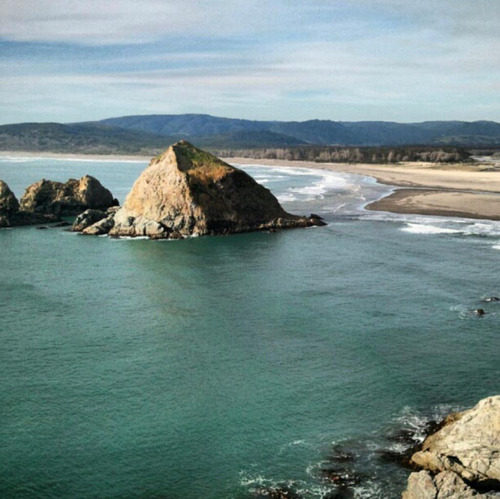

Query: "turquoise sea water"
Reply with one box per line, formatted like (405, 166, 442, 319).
(1, 156, 499, 498)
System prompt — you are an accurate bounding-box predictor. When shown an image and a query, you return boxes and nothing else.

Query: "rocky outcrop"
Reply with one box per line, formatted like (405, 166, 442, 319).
(402, 469, 498, 499)
(0, 180, 20, 212)
(72, 206, 118, 234)
(78, 141, 325, 239)
(402, 396, 500, 498)
(20, 175, 117, 216)
(0, 179, 60, 228)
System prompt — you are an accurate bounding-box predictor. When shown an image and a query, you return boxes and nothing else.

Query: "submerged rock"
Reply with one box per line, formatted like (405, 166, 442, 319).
(402, 395, 500, 498)
(20, 175, 117, 216)
(253, 485, 302, 499)
(78, 141, 325, 239)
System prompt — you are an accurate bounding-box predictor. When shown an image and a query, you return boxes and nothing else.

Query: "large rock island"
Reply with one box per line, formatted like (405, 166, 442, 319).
(77, 141, 325, 239)
(402, 395, 500, 498)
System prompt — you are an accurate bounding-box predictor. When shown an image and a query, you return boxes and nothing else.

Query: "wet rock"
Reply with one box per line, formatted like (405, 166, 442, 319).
(253, 485, 302, 498)
(309, 213, 326, 225)
(323, 486, 355, 499)
(320, 467, 362, 488)
(377, 426, 425, 467)
(72, 209, 107, 232)
(327, 445, 356, 464)
(483, 297, 500, 302)
(82, 214, 115, 235)
(318, 444, 364, 497)
(0, 211, 60, 228)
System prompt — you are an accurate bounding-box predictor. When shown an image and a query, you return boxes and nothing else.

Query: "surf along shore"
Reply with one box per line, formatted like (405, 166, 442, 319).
(3, 151, 500, 221)
(224, 157, 500, 221)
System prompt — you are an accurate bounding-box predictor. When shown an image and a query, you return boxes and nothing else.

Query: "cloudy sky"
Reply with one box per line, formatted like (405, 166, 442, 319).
(0, 0, 498, 124)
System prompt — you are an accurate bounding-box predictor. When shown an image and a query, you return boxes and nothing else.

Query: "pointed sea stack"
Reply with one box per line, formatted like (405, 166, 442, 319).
(80, 141, 325, 239)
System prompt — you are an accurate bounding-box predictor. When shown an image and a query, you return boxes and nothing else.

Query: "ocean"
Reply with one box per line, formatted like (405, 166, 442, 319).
(1, 156, 499, 498)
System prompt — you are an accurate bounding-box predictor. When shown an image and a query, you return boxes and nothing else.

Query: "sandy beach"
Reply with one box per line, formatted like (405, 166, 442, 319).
(224, 157, 500, 221)
(0, 151, 152, 162)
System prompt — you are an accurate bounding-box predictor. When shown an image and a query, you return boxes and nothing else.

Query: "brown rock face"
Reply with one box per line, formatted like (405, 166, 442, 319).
(80, 141, 324, 239)
(402, 396, 500, 498)
(0, 180, 20, 212)
(0, 179, 61, 228)
(20, 175, 117, 216)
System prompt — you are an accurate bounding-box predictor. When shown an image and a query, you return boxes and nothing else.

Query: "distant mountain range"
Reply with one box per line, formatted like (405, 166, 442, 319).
(95, 114, 500, 147)
(1, 114, 500, 155)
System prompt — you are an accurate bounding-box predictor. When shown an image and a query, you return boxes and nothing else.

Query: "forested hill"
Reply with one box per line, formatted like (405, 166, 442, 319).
(213, 145, 472, 164)
(0, 123, 174, 155)
(0, 115, 499, 158)
(95, 114, 500, 147)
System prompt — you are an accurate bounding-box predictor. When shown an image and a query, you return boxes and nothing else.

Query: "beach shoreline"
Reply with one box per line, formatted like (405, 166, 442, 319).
(0, 151, 152, 162)
(223, 156, 500, 221)
(2, 151, 499, 221)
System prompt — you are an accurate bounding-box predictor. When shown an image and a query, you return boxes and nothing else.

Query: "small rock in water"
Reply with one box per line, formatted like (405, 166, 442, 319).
(483, 296, 500, 302)
(323, 486, 355, 499)
(327, 445, 356, 463)
(473, 308, 485, 316)
(320, 468, 361, 488)
(253, 485, 302, 499)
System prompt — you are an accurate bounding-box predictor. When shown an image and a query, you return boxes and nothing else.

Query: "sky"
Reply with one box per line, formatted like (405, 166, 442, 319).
(1, 0, 499, 124)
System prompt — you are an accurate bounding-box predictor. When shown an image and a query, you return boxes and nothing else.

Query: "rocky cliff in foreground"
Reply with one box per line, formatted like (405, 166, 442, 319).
(76, 141, 325, 239)
(402, 395, 500, 498)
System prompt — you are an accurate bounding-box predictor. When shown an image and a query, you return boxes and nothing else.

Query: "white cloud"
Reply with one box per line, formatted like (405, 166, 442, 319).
(0, 0, 284, 44)
(1, 0, 499, 122)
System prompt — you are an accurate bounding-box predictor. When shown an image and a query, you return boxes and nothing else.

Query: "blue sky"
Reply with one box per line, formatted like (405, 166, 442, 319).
(1, 0, 499, 124)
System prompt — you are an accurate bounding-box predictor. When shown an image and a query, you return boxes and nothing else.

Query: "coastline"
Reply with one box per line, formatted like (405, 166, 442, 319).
(2, 150, 500, 221)
(0, 151, 152, 162)
(223, 156, 500, 221)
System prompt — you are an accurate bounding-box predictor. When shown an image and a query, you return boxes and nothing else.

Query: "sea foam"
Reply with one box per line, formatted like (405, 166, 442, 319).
(402, 223, 462, 235)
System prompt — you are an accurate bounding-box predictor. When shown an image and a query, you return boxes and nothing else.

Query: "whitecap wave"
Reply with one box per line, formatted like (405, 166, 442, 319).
(402, 223, 462, 235)
(277, 193, 298, 203)
(0, 155, 146, 164)
(401, 219, 500, 238)
(284, 172, 358, 201)
(0, 157, 31, 163)
(239, 471, 333, 499)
